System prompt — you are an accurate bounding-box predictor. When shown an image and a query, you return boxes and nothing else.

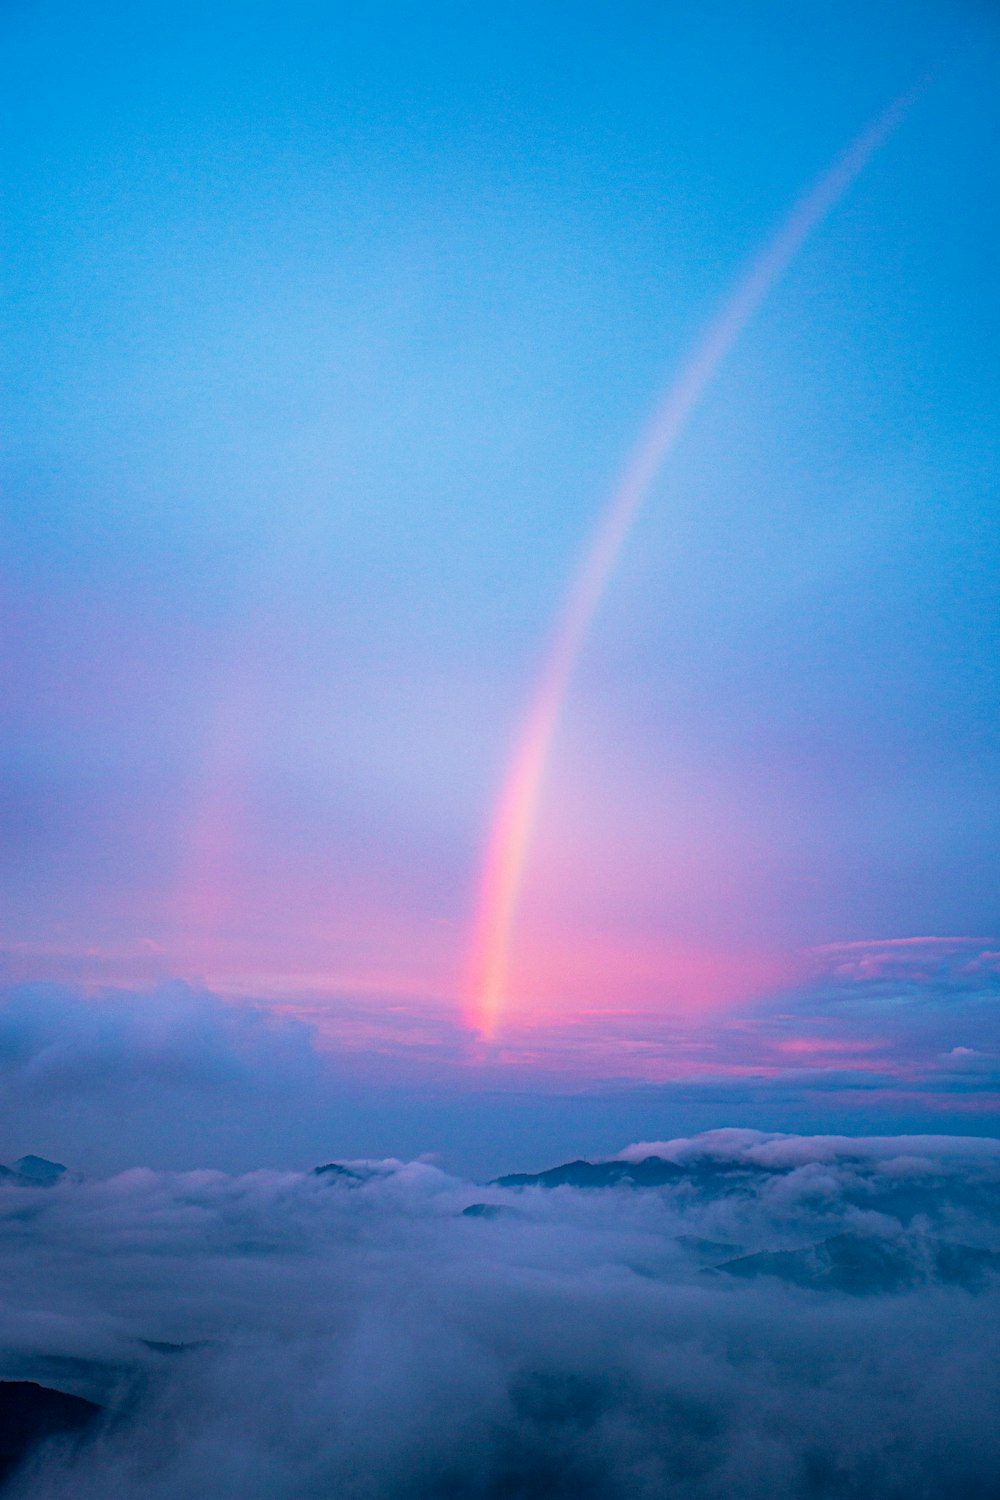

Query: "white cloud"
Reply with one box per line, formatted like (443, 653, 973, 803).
(616, 1128, 1000, 1169)
(0, 1134, 998, 1498)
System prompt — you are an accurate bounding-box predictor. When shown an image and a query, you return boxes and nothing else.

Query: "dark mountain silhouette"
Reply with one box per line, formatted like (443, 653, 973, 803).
(461, 1202, 519, 1220)
(0, 1158, 69, 1188)
(495, 1156, 687, 1189)
(715, 1232, 1000, 1294)
(0, 1381, 100, 1487)
(492, 1152, 793, 1191)
(312, 1162, 363, 1181)
(13, 1157, 67, 1185)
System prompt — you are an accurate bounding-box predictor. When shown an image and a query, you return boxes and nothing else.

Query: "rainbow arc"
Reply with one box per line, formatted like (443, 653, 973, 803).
(466, 89, 919, 1039)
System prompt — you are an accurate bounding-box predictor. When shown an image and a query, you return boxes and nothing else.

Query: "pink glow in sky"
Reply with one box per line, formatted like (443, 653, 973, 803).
(465, 88, 917, 1040)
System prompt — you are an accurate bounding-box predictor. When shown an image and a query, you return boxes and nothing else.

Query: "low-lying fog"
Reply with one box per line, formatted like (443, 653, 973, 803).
(1, 1130, 998, 1498)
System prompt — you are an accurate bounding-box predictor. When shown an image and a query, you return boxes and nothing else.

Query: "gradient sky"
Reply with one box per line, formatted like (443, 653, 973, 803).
(2, 1, 998, 1150)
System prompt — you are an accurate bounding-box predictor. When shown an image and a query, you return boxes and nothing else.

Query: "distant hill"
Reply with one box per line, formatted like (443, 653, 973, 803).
(495, 1156, 686, 1189)
(0, 1157, 68, 1188)
(716, 1232, 1000, 1294)
(12, 1157, 67, 1185)
(493, 1153, 780, 1190)
(0, 1381, 100, 1487)
(483, 1150, 1000, 1295)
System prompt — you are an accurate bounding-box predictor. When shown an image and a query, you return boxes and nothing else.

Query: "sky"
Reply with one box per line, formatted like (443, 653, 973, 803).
(2, 0, 999, 1169)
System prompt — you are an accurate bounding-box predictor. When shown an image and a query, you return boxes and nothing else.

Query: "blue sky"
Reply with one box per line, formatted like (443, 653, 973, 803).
(1, 1, 998, 1151)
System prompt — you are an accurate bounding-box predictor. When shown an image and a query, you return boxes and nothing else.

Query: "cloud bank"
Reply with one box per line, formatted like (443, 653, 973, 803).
(1, 1132, 998, 1498)
(0, 957, 997, 1179)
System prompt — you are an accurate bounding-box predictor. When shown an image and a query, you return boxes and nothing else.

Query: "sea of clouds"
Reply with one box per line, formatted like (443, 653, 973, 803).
(2, 1130, 999, 1499)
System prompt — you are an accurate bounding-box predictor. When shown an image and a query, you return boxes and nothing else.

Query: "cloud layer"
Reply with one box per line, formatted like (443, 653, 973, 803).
(1, 1132, 998, 1498)
(1, 960, 997, 1179)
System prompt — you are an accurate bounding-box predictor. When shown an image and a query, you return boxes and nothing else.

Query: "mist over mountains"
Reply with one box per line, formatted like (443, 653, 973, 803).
(1, 1131, 998, 1498)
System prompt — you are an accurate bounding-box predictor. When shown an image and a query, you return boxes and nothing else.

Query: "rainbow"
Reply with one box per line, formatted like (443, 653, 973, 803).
(466, 91, 919, 1039)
